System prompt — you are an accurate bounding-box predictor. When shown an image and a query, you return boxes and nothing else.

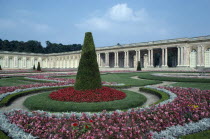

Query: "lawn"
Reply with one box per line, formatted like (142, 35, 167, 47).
(171, 82, 210, 90)
(0, 76, 53, 87)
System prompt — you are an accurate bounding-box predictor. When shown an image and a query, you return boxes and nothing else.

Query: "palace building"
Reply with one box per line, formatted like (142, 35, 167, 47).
(0, 35, 210, 71)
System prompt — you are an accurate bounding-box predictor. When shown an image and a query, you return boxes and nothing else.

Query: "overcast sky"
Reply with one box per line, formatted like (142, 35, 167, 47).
(0, 0, 210, 47)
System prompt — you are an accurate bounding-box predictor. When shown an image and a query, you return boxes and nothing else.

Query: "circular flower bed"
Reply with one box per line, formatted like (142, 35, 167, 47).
(49, 87, 126, 102)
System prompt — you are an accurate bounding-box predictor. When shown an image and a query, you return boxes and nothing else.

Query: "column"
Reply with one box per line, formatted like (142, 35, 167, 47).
(185, 47, 190, 66)
(147, 49, 150, 66)
(177, 47, 180, 66)
(14, 56, 18, 68)
(105, 52, 109, 67)
(98, 53, 101, 67)
(165, 48, 168, 67)
(197, 46, 201, 67)
(23, 57, 26, 68)
(151, 49, 154, 67)
(162, 48, 165, 66)
(127, 51, 129, 67)
(116, 52, 119, 67)
(138, 50, 141, 62)
(180, 47, 183, 66)
(5, 56, 8, 67)
(124, 51, 127, 68)
(201, 46, 205, 66)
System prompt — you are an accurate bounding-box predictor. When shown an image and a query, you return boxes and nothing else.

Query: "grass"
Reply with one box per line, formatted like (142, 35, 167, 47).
(180, 129, 210, 139)
(0, 86, 69, 107)
(138, 72, 210, 83)
(0, 130, 10, 139)
(55, 72, 162, 87)
(23, 89, 147, 112)
(171, 82, 210, 90)
(0, 76, 53, 87)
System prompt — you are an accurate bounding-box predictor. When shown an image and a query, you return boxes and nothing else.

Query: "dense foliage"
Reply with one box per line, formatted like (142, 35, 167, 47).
(49, 87, 126, 102)
(137, 61, 141, 71)
(0, 39, 82, 53)
(74, 32, 102, 90)
(37, 62, 41, 71)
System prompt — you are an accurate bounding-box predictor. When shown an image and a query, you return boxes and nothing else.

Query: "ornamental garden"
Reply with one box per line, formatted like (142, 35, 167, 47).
(0, 32, 210, 139)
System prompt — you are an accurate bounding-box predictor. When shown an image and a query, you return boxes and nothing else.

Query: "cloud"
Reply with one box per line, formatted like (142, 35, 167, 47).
(107, 3, 147, 22)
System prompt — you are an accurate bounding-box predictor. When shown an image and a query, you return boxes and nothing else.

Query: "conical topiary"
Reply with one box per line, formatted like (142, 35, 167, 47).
(0, 65, 2, 70)
(74, 32, 102, 90)
(33, 64, 36, 70)
(137, 61, 141, 71)
(37, 62, 41, 71)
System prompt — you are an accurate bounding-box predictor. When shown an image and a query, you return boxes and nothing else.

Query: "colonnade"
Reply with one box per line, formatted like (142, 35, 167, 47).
(0, 35, 210, 70)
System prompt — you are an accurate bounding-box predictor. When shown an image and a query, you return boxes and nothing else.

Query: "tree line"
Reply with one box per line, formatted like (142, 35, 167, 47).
(0, 39, 82, 53)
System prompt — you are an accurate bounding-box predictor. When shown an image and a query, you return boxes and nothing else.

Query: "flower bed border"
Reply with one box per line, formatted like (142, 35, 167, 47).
(0, 86, 209, 139)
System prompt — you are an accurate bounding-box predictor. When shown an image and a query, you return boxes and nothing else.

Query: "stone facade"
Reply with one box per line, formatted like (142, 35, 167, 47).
(0, 35, 210, 70)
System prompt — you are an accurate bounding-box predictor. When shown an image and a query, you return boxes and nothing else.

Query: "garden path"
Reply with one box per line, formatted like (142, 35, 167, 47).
(0, 93, 41, 112)
(124, 87, 159, 106)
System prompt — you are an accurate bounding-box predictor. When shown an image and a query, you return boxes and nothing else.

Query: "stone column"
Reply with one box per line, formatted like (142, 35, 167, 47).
(124, 51, 127, 68)
(105, 52, 109, 67)
(127, 51, 129, 67)
(148, 49, 151, 66)
(177, 47, 180, 66)
(165, 48, 168, 67)
(185, 46, 190, 67)
(197, 46, 201, 67)
(151, 49, 154, 67)
(5, 56, 8, 67)
(23, 57, 26, 68)
(116, 52, 119, 67)
(14, 56, 18, 68)
(181, 47, 184, 66)
(98, 53, 101, 67)
(162, 48, 165, 66)
(201, 46, 205, 66)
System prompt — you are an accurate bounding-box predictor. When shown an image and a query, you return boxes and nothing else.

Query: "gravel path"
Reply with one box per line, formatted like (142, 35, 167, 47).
(124, 87, 159, 106)
(0, 93, 42, 112)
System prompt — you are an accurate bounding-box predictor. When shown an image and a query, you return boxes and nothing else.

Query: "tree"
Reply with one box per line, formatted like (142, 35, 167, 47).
(74, 32, 102, 90)
(0, 65, 2, 70)
(137, 61, 141, 71)
(37, 62, 41, 71)
(33, 64, 36, 70)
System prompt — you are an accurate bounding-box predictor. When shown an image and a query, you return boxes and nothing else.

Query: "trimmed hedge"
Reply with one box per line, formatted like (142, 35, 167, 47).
(0, 86, 69, 107)
(139, 87, 170, 105)
(37, 62, 41, 71)
(23, 90, 147, 112)
(74, 32, 102, 90)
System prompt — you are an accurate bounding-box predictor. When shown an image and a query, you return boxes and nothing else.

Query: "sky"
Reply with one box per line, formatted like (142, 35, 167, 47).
(0, 0, 210, 47)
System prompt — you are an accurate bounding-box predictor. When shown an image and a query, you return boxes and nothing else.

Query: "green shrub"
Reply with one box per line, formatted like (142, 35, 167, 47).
(0, 86, 69, 107)
(37, 62, 41, 71)
(139, 87, 169, 105)
(33, 64, 36, 70)
(74, 32, 102, 90)
(137, 61, 141, 71)
(24, 90, 147, 112)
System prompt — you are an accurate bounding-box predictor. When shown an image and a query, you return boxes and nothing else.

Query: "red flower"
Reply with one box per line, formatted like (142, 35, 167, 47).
(85, 125, 89, 129)
(72, 123, 78, 126)
(89, 120, 93, 123)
